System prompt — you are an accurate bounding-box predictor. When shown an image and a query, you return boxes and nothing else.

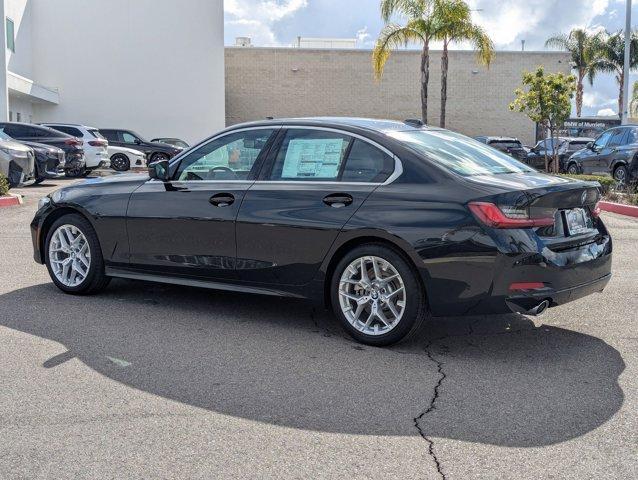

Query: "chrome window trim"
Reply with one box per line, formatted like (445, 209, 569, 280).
(158, 124, 403, 187)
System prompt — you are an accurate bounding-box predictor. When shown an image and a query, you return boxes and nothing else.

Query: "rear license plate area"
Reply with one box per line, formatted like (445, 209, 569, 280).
(563, 208, 594, 236)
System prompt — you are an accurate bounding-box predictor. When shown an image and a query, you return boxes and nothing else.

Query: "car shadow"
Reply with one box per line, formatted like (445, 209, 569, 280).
(1, 280, 624, 446)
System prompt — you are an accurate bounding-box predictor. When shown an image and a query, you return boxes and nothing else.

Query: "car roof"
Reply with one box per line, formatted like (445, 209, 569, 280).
(226, 117, 443, 135)
(481, 136, 520, 141)
(41, 123, 98, 130)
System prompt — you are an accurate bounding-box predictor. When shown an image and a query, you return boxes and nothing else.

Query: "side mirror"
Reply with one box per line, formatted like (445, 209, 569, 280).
(134, 138, 142, 145)
(148, 159, 169, 181)
(586, 142, 594, 150)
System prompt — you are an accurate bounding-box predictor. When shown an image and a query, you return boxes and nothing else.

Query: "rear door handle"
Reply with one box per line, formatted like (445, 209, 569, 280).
(209, 193, 235, 207)
(323, 193, 353, 208)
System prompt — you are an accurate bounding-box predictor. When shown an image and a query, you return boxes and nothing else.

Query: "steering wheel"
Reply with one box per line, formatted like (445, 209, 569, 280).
(209, 166, 238, 179)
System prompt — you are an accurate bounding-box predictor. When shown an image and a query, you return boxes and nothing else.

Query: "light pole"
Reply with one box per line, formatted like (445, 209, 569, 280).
(622, 0, 632, 124)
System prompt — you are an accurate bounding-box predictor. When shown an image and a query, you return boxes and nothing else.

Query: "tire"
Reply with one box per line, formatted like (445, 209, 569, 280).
(110, 153, 130, 172)
(65, 166, 86, 178)
(330, 244, 428, 346)
(613, 165, 628, 183)
(34, 177, 45, 185)
(44, 213, 110, 295)
(150, 152, 169, 165)
(567, 163, 579, 175)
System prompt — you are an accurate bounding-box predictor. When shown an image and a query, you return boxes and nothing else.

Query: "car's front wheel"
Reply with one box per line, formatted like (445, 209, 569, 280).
(110, 153, 130, 171)
(44, 214, 110, 295)
(331, 244, 427, 346)
(567, 163, 579, 175)
(613, 165, 628, 183)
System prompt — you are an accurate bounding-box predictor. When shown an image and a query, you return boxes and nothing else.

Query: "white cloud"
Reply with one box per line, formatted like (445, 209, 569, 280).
(225, 0, 308, 46)
(597, 108, 617, 116)
(583, 91, 617, 108)
(356, 26, 373, 47)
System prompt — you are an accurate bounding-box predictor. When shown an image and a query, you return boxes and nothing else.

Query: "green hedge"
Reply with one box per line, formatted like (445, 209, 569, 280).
(558, 174, 616, 194)
(0, 173, 9, 196)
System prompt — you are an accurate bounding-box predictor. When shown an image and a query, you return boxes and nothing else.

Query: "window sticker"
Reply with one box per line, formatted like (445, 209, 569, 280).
(282, 138, 345, 178)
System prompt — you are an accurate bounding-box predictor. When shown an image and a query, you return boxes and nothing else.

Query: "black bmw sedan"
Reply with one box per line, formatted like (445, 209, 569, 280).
(31, 118, 612, 346)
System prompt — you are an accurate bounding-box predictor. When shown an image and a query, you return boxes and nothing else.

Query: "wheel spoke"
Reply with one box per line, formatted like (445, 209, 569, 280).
(360, 258, 371, 286)
(372, 257, 382, 281)
(353, 304, 365, 322)
(48, 224, 91, 287)
(386, 301, 400, 320)
(376, 309, 391, 327)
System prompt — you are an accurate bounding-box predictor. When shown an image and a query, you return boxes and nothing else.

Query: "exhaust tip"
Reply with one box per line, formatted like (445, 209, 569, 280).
(529, 299, 550, 316)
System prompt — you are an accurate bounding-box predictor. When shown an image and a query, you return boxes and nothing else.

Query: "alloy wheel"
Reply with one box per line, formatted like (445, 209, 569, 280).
(48, 224, 91, 287)
(614, 167, 626, 183)
(338, 256, 406, 336)
(111, 155, 129, 171)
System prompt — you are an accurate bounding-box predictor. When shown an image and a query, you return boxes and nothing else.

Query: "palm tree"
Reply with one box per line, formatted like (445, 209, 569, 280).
(590, 30, 638, 118)
(545, 29, 604, 118)
(435, 0, 493, 128)
(374, 0, 436, 123)
(630, 80, 638, 118)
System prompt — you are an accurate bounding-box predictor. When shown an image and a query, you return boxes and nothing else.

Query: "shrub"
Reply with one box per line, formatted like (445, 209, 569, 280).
(558, 174, 616, 194)
(0, 173, 9, 196)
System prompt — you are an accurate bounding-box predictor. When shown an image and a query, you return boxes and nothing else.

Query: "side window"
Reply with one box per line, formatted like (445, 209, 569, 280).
(593, 130, 614, 149)
(342, 139, 394, 182)
(627, 128, 638, 144)
(2, 124, 21, 137)
(607, 128, 627, 148)
(31, 127, 56, 138)
(100, 130, 118, 142)
(269, 129, 350, 180)
(52, 126, 82, 137)
(121, 132, 138, 143)
(174, 129, 276, 181)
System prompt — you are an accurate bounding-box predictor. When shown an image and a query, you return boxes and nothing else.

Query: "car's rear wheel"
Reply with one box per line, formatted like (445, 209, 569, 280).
(110, 153, 130, 171)
(44, 214, 110, 295)
(567, 163, 579, 175)
(65, 165, 86, 178)
(330, 244, 427, 346)
(613, 165, 628, 183)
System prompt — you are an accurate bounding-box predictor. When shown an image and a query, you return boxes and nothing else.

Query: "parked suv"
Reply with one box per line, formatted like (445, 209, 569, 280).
(569, 125, 638, 183)
(474, 136, 529, 161)
(99, 129, 181, 164)
(0, 123, 85, 177)
(42, 124, 109, 172)
(526, 137, 593, 172)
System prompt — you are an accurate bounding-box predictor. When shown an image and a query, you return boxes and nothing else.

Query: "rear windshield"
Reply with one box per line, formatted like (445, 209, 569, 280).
(567, 141, 589, 151)
(88, 129, 106, 140)
(490, 141, 522, 149)
(389, 130, 534, 176)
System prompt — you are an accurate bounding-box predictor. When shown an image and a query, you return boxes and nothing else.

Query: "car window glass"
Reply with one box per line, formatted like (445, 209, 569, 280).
(89, 129, 106, 139)
(100, 130, 117, 141)
(121, 132, 138, 143)
(627, 128, 638, 144)
(593, 131, 614, 149)
(175, 129, 275, 181)
(269, 129, 350, 181)
(1, 124, 21, 137)
(568, 141, 589, 151)
(342, 139, 394, 183)
(52, 126, 82, 137)
(607, 129, 627, 147)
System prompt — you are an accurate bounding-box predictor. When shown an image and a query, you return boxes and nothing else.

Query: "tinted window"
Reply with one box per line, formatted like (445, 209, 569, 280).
(100, 130, 118, 141)
(0, 124, 25, 137)
(607, 128, 627, 147)
(567, 141, 590, 151)
(342, 139, 393, 182)
(50, 125, 82, 137)
(593, 130, 614, 149)
(489, 140, 522, 150)
(269, 129, 350, 181)
(175, 129, 275, 181)
(388, 130, 534, 176)
(627, 128, 638, 144)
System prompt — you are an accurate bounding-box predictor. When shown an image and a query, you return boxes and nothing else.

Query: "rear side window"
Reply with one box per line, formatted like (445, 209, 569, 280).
(341, 139, 393, 182)
(269, 129, 350, 180)
(489, 140, 522, 150)
(50, 125, 82, 137)
(607, 128, 627, 148)
(567, 141, 589, 151)
(100, 130, 118, 141)
(88, 129, 106, 139)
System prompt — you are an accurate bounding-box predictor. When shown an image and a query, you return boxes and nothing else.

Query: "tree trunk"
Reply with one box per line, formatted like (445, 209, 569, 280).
(440, 40, 449, 128)
(576, 70, 584, 118)
(420, 39, 430, 124)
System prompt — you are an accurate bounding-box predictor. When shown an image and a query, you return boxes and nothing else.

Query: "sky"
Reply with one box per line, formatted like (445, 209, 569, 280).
(224, 0, 638, 117)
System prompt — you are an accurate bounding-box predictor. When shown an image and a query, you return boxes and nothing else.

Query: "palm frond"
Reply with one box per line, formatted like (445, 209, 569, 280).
(380, 0, 430, 22)
(372, 24, 425, 79)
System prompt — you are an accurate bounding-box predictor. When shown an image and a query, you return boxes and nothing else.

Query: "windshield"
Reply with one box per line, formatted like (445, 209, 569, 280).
(0, 128, 13, 141)
(389, 130, 534, 176)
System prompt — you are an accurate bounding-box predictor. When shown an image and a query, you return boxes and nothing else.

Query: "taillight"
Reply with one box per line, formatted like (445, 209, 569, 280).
(65, 138, 82, 146)
(591, 202, 601, 218)
(468, 202, 555, 229)
(509, 282, 546, 291)
(88, 139, 108, 147)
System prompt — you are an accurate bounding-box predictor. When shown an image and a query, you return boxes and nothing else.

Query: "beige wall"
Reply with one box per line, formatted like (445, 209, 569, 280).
(225, 47, 571, 145)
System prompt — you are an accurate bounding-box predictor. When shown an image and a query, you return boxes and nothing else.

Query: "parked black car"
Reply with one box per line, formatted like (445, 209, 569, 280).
(151, 137, 190, 149)
(99, 129, 181, 164)
(18, 141, 65, 183)
(569, 125, 638, 183)
(0, 122, 85, 177)
(526, 137, 594, 173)
(474, 136, 529, 161)
(32, 118, 612, 346)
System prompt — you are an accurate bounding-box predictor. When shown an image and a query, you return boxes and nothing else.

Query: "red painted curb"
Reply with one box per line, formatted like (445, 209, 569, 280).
(0, 194, 23, 207)
(599, 201, 638, 218)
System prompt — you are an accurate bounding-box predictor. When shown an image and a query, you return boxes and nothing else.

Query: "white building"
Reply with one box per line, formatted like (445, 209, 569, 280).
(0, 0, 225, 144)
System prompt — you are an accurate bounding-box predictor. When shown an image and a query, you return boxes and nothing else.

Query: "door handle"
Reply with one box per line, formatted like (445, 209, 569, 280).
(209, 193, 235, 207)
(323, 193, 353, 208)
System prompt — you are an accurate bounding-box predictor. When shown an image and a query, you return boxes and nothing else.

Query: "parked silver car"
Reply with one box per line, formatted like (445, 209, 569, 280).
(0, 132, 36, 187)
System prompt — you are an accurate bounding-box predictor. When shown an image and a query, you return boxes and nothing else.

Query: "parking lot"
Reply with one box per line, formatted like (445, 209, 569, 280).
(1, 178, 636, 479)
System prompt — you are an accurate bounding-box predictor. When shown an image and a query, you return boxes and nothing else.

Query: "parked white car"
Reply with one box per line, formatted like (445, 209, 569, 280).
(108, 145, 146, 171)
(41, 123, 110, 172)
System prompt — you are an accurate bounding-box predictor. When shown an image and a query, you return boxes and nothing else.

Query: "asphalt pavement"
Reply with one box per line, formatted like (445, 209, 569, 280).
(1, 178, 636, 479)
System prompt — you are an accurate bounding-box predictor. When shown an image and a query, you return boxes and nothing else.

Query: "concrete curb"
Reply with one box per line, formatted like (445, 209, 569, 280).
(600, 201, 638, 218)
(0, 193, 23, 207)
